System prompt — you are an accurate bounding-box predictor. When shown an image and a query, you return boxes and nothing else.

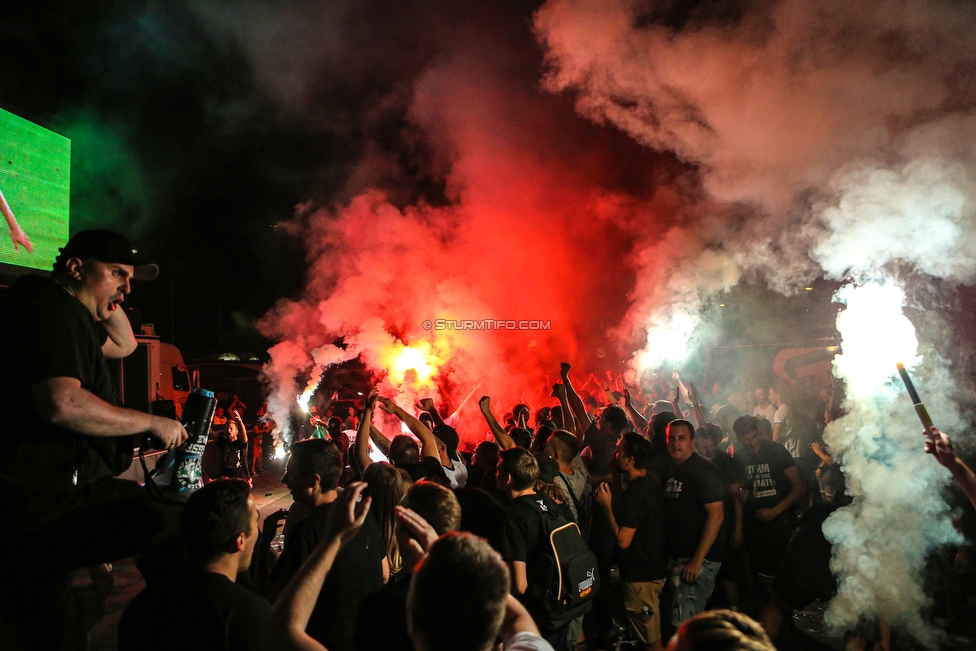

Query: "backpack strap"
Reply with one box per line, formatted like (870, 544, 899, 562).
(558, 472, 582, 518)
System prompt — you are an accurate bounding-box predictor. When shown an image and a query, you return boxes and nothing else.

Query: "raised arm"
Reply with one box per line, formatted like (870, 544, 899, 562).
(354, 390, 378, 472)
(561, 363, 592, 439)
(377, 396, 439, 461)
(479, 396, 515, 449)
(687, 382, 707, 428)
(269, 483, 371, 651)
(671, 384, 685, 419)
(416, 398, 445, 428)
(233, 410, 247, 444)
(623, 386, 648, 432)
(552, 383, 576, 437)
(369, 424, 392, 457)
(926, 426, 976, 511)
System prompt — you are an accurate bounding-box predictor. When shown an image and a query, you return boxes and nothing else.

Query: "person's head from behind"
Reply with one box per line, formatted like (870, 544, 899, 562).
(652, 399, 675, 416)
(666, 608, 774, 651)
(407, 533, 510, 651)
(666, 419, 696, 463)
(326, 417, 343, 438)
(650, 410, 677, 445)
(473, 440, 500, 468)
(598, 404, 629, 436)
(390, 434, 420, 467)
(545, 429, 581, 466)
(509, 427, 532, 450)
(282, 439, 342, 505)
(512, 403, 530, 425)
(401, 481, 462, 536)
(496, 446, 538, 493)
(181, 479, 258, 571)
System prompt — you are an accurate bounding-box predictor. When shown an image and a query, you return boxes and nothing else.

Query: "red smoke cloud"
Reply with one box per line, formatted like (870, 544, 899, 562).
(258, 31, 683, 441)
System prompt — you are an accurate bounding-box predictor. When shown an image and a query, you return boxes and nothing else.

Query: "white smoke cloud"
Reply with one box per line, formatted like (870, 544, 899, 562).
(536, 0, 976, 640)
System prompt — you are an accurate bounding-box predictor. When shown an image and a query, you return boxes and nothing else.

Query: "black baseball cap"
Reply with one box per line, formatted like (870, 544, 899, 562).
(432, 424, 460, 458)
(56, 230, 159, 280)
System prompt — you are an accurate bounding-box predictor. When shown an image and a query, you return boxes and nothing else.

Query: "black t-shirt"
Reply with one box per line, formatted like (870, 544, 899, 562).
(119, 572, 270, 651)
(353, 570, 413, 651)
(270, 501, 385, 651)
(499, 492, 564, 563)
(0, 275, 131, 498)
(583, 422, 619, 476)
(615, 473, 667, 581)
(216, 437, 247, 476)
(736, 440, 797, 519)
(663, 452, 726, 561)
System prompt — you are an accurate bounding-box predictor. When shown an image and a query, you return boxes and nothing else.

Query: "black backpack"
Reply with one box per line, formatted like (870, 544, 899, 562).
(558, 472, 594, 543)
(523, 495, 600, 633)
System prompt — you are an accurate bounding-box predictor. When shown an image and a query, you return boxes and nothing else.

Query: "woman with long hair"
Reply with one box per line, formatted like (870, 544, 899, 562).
(362, 462, 406, 577)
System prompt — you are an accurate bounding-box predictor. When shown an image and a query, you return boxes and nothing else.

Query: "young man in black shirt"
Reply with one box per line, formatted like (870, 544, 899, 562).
(731, 415, 805, 638)
(595, 432, 667, 651)
(498, 447, 582, 651)
(662, 419, 725, 625)
(119, 479, 269, 650)
(259, 439, 386, 651)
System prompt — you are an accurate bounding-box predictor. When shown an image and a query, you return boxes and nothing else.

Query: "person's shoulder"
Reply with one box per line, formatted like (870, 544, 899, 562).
(504, 631, 556, 651)
(761, 439, 793, 461)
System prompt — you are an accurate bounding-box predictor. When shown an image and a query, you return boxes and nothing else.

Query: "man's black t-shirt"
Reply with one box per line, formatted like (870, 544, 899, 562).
(216, 437, 247, 477)
(737, 440, 796, 516)
(615, 473, 667, 582)
(270, 500, 385, 651)
(663, 452, 725, 561)
(119, 572, 270, 651)
(499, 492, 560, 564)
(0, 275, 130, 498)
(353, 570, 413, 651)
(582, 422, 619, 476)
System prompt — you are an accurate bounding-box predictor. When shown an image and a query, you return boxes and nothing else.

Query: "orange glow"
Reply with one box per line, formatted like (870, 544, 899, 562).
(387, 342, 439, 387)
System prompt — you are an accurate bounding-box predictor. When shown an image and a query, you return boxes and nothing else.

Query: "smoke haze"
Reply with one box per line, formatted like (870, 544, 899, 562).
(535, 0, 976, 641)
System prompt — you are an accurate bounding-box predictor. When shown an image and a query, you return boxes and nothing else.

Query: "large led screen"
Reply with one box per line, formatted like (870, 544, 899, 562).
(0, 107, 70, 270)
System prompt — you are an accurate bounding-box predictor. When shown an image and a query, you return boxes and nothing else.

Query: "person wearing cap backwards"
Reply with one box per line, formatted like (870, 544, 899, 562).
(0, 229, 188, 648)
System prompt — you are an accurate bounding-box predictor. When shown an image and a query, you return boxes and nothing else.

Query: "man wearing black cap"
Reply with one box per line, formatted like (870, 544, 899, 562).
(0, 230, 187, 647)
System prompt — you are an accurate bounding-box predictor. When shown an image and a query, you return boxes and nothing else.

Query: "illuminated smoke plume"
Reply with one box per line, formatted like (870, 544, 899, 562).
(536, 0, 976, 641)
(247, 2, 682, 443)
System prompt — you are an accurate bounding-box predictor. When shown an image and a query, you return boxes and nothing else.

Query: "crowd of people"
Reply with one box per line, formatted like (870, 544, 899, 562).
(2, 229, 976, 651)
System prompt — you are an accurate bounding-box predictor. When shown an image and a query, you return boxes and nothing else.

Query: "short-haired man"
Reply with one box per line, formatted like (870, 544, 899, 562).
(497, 447, 582, 651)
(595, 433, 668, 651)
(663, 419, 725, 625)
(545, 430, 590, 522)
(582, 404, 630, 482)
(261, 439, 386, 651)
(752, 384, 776, 422)
(0, 230, 187, 645)
(119, 479, 269, 650)
(731, 417, 805, 590)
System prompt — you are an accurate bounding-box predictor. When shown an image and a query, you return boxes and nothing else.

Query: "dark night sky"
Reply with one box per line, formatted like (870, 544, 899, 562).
(0, 0, 500, 359)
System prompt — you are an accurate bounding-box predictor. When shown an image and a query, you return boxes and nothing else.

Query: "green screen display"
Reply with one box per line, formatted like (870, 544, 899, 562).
(0, 107, 70, 271)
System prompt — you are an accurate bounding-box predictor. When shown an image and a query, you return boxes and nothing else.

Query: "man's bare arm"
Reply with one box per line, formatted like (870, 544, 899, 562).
(561, 363, 592, 439)
(417, 398, 445, 427)
(368, 425, 392, 456)
(354, 390, 379, 472)
(479, 396, 515, 449)
(100, 306, 138, 359)
(926, 427, 976, 511)
(377, 397, 439, 460)
(623, 387, 648, 432)
(552, 383, 576, 437)
(33, 377, 186, 448)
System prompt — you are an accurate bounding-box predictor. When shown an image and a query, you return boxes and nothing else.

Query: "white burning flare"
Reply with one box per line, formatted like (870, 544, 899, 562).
(821, 279, 960, 643)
